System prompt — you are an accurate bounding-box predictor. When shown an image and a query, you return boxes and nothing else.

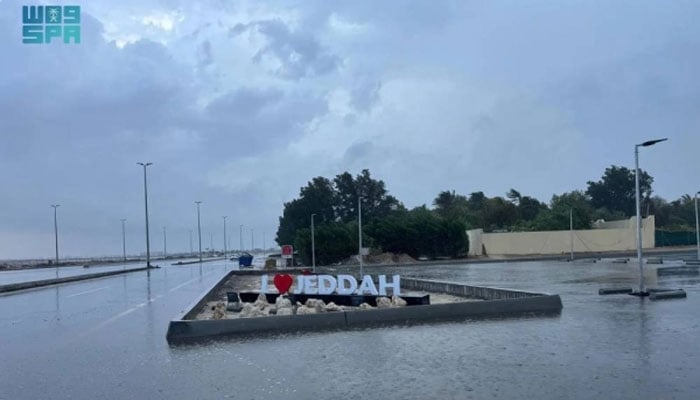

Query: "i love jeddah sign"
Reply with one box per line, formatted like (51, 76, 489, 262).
(261, 274, 401, 296)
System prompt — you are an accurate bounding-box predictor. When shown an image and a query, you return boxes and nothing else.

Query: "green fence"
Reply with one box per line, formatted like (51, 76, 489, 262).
(655, 230, 697, 247)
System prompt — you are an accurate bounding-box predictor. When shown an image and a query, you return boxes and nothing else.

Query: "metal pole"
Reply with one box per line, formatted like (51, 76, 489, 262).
(634, 144, 645, 294)
(311, 214, 316, 273)
(189, 230, 193, 254)
(137, 162, 152, 267)
(210, 233, 213, 252)
(569, 208, 574, 261)
(163, 226, 167, 259)
(51, 204, 60, 266)
(121, 219, 126, 261)
(633, 138, 667, 294)
(695, 192, 700, 260)
(358, 197, 363, 277)
(239, 224, 243, 251)
(251, 228, 255, 250)
(223, 216, 228, 259)
(195, 201, 202, 262)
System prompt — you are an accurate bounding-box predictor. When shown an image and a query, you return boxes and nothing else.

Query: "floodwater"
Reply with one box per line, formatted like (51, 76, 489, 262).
(1, 258, 698, 399)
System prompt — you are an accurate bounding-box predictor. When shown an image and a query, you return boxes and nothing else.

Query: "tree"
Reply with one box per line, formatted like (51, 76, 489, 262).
(367, 207, 468, 259)
(530, 191, 594, 231)
(294, 223, 358, 265)
(333, 169, 402, 222)
(586, 165, 653, 217)
(276, 177, 337, 246)
(482, 197, 518, 231)
(433, 190, 469, 222)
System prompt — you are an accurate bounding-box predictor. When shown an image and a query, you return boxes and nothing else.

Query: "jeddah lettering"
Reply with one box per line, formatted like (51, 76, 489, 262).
(261, 274, 401, 296)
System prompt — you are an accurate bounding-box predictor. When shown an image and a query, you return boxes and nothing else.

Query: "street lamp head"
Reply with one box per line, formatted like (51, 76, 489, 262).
(137, 162, 153, 166)
(639, 138, 668, 147)
(51, 204, 60, 208)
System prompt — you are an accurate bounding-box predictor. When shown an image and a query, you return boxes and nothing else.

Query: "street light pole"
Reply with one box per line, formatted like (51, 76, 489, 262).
(311, 213, 316, 272)
(195, 201, 203, 262)
(695, 191, 700, 260)
(222, 216, 228, 260)
(358, 197, 363, 277)
(51, 204, 60, 266)
(239, 224, 244, 251)
(121, 219, 127, 261)
(251, 228, 255, 251)
(634, 138, 667, 295)
(163, 226, 167, 259)
(137, 162, 153, 267)
(569, 208, 574, 261)
(189, 230, 193, 255)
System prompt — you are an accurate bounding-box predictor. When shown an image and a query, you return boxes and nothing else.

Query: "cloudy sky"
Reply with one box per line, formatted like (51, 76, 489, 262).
(1, 0, 699, 259)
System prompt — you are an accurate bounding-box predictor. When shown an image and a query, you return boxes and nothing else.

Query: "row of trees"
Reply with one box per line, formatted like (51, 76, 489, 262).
(277, 166, 697, 265)
(433, 165, 697, 233)
(276, 170, 468, 265)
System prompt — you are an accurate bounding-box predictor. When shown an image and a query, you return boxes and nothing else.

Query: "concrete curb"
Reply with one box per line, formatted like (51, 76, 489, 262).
(166, 274, 563, 343)
(0, 267, 152, 294)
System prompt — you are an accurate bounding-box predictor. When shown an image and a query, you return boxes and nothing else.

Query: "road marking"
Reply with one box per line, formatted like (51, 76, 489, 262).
(89, 294, 165, 333)
(66, 286, 109, 298)
(80, 269, 224, 337)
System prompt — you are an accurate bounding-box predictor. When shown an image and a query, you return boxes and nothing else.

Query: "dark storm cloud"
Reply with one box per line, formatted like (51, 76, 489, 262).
(230, 19, 341, 79)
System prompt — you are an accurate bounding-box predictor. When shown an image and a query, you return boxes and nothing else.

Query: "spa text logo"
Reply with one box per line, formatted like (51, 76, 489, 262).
(22, 5, 81, 44)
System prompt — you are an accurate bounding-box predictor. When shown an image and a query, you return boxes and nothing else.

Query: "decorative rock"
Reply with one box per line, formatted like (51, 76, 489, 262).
(296, 305, 318, 315)
(359, 302, 373, 309)
(324, 302, 342, 312)
(254, 293, 269, 308)
(212, 301, 227, 319)
(226, 302, 244, 312)
(239, 303, 255, 317)
(276, 296, 293, 309)
(276, 307, 293, 316)
(305, 298, 326, 312)
(391, 295, 407, 307)
(376, 297, 392, 308)
(239, 302, 270, 318)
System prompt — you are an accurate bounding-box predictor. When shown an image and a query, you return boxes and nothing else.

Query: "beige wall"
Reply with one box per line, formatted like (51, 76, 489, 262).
(468, 216, 655, 256)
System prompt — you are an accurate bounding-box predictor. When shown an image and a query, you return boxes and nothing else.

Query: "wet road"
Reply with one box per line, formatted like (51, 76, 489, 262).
(1, 258, 699, 399)
(0, 262, 144, 285)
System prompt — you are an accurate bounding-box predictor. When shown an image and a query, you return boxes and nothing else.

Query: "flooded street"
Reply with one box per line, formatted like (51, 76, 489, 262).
(1, 259, 698, 399)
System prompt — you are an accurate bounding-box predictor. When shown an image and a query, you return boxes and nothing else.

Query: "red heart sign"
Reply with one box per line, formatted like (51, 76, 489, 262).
(273, 274, 294, 294)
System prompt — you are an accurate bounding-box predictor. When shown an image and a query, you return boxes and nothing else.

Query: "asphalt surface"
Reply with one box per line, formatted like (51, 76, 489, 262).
(0, 255, 698, 399)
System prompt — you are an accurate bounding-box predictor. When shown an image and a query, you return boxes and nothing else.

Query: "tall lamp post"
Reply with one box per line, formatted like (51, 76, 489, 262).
(51, 204, 60, 266)
(121, 219, 127, 261)
(189, 230, 193, 255)
(222, 216, 228, 260)
(569, 208, 574, 261)
(163, 226, 167, 259)
(358, 196, 364, 277)
(239, 224, 244, 252)
(634, 138, 667, 295)
(137, 162, 153, 267)
(695, 191, 700, 260)
(311, 214, 316, 272)
(195, 201, 203, 262)
(251, 228, 255, 251)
